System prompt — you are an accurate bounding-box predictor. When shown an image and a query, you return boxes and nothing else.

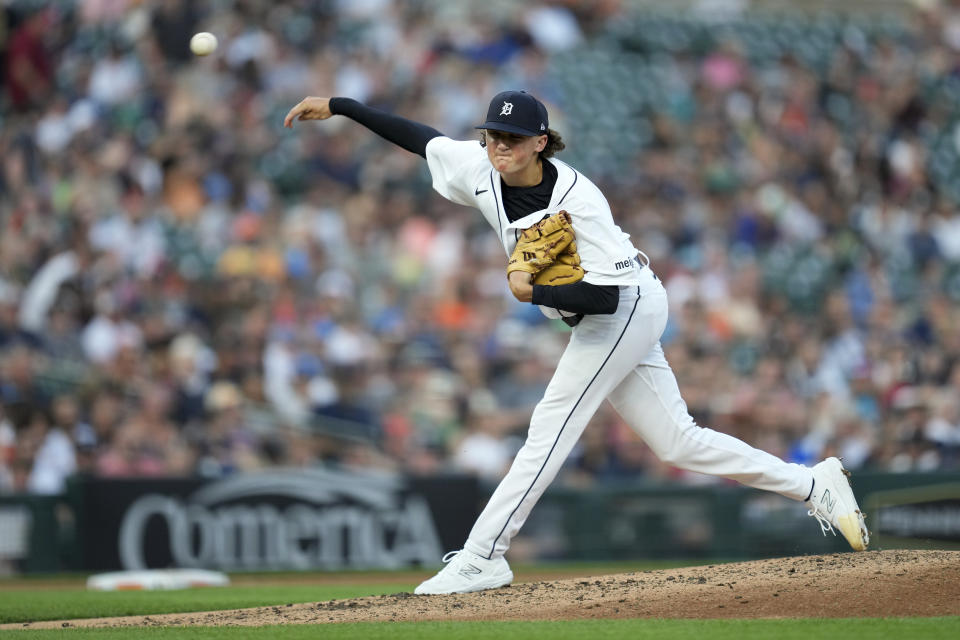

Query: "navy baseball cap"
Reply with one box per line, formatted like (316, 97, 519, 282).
(475, 90, 548, 137)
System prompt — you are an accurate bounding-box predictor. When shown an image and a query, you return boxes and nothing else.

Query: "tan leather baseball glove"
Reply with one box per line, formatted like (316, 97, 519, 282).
(507, 210, 585, 286)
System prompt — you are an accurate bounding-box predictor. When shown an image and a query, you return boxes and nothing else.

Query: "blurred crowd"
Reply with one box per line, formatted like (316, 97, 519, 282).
(2, 0, 960, 496)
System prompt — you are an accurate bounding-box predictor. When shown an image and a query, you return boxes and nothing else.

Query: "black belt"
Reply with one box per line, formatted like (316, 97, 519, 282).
(635, 254, 658, 279)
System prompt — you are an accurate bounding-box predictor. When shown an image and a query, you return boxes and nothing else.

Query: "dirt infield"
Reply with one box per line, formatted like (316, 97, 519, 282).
(9, 550, 960, 629)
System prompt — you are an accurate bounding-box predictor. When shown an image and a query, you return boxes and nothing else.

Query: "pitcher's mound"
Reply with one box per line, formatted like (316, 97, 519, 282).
(12, 550, 960, 629)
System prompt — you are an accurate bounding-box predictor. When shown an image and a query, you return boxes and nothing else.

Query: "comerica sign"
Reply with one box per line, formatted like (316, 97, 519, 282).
(73, 470, 479, 572)
(118, 469, 442, 570)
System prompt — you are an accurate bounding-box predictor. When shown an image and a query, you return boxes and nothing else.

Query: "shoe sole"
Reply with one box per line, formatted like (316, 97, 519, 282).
(829, 460, 870, 551)
(415, 571, 514, 595)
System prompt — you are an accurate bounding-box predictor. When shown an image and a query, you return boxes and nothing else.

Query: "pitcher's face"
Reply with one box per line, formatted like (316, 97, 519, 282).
(485, 130, 547, 177)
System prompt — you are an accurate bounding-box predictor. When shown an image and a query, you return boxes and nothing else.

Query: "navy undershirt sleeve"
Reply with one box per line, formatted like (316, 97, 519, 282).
(328, 98, 617, 316)
(329, 97, 442, 158)
(532, 281, 620, 315)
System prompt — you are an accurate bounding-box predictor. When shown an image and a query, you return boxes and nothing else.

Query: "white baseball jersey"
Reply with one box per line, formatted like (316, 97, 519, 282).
(426, 136, 643, 318)
(422, 134, 813, 562)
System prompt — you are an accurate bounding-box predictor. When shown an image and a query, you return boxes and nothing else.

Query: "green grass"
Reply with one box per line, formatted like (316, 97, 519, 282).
(0, 559, 717, 625)
(3, 619, 959, 639)
(0, 584, 412, 624)
(1, 561, 953, 639)
(0, 558, 711, 588)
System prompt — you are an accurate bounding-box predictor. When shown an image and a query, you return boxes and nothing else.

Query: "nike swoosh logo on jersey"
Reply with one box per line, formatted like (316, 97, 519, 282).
(475, 187, 488, 195)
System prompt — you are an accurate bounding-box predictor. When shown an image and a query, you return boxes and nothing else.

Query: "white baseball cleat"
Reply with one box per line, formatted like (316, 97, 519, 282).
(414, 550, 514, 595)
(806, 457, 869, 551)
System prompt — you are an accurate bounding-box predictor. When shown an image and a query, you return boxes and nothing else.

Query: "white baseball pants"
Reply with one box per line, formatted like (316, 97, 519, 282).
(464, 267, 814, 560)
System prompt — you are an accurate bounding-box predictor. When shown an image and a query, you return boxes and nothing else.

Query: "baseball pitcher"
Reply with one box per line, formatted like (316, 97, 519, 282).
(284, 90, 868, 595)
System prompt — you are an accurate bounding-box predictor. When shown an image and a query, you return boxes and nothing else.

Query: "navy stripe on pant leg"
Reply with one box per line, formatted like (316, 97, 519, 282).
(486, 289, 642, 559)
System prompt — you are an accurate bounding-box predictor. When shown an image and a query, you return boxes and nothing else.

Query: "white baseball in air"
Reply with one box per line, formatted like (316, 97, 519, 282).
(190, 32, 218, 56)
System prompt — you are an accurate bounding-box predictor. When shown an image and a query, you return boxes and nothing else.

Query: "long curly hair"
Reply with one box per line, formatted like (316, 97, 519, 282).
(541, 129, 565, 158)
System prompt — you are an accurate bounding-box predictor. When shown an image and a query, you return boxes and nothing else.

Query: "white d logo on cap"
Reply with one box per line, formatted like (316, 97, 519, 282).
(499, 102, 513, 116)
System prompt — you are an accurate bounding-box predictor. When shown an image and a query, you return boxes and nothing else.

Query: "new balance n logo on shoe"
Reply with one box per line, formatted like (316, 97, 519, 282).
(821, 489, 836, 513)
(458, 564, 482, 579)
